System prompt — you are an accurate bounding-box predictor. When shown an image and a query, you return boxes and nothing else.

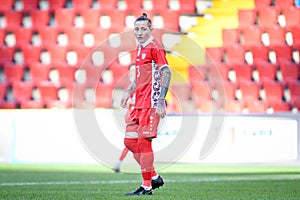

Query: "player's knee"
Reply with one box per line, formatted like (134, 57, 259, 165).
(138, 138, 153, 153)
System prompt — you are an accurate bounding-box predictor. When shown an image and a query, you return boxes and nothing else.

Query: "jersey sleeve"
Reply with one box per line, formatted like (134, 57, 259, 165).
(152, 45, 169, 69)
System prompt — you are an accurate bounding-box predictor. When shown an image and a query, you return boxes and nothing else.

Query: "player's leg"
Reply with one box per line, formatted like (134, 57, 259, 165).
(138, 108, 164, 189)
(113, 148, 129, 173)
(124, 109, 141, 164)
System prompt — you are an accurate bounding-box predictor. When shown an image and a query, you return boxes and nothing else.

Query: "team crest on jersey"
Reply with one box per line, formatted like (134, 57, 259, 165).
(142, 53, 146, 59)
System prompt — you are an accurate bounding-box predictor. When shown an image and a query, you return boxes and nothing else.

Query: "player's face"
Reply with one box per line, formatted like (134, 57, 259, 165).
(134, 20, 152, 44)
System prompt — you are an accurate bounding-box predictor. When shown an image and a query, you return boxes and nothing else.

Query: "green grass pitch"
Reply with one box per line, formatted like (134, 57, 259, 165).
(0, 164, 300, 199)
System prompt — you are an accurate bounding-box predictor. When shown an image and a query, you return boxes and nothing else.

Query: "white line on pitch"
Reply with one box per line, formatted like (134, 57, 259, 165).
(1, 177, 300, 187)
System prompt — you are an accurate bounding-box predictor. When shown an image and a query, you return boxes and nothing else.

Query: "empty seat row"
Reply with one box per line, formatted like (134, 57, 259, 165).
(0, 61, 131, 88)
(0, 43, 136, 68)
(0, 0, 197, 14)
(0, 8, 181, 32)
(206, 44, 300, 68)
(189, 60, 300, 85)
(0, 80, 114, 109)
(238, 6, 300, 29)
(222, 24, 300, 49)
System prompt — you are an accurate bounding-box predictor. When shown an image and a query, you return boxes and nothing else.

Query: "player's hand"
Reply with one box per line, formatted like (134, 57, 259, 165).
(121, 92, 130, 108)
(156, 99, 166, 118)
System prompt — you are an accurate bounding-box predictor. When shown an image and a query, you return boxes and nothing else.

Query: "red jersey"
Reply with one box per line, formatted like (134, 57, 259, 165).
(134, 36, 169, 108)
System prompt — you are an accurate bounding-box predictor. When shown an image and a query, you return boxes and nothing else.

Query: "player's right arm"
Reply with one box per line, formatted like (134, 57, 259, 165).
(121, 80, 136, 108)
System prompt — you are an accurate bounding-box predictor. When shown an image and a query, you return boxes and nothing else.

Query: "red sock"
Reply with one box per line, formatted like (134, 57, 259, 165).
(138, 138, 154, 187)
(124, 138, 140, 164)
(119, 147, 129, 161)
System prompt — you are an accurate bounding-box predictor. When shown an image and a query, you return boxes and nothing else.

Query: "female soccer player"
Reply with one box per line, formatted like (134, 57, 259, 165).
(121, 13, 172, 195)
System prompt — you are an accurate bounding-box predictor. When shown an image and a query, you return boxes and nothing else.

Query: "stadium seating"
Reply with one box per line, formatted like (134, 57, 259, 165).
(238, 9, 256, 28)
(12, 81, 33, 104)
(48, 0, 67, 10)
(0, 0, 14, 11)
(3, 63, 24, 84)
(222, 28, 240, 47)
(255, 61, 277, 83)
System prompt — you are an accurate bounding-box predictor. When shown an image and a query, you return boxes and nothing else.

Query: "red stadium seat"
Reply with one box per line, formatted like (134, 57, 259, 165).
(37, 81, 58, 105)
(152, 0, 169, 12)
(22, 0, 39, 11)
(278, 61, 299, 84)
(0, 29, 4, 45)
(0, 46, 14, 64)
(21, 45, 41, 65)
(255, 61, 277, 82)
(95, 83, 113, 108)
(125, 0, 143, 11)
(37, 27, 58, 46)
(289, 25, 300, 48)
(80, 9, 100, 29)
(222, 29, 240, 47)
(2, 11, 22, 29)
(190, 81, 211, 103)
(244, 44, 269, 64)
(257, 7, 280, 27)
(263, 25, 287, 47)
(188, 65, 208, 83)
(54, 64, 76, 87)
(240, 26, 263, 47)
(224, 44, 245, 65)
(12, 81, 33, 104)
(246, 100, 267, 113)
(97, 0, 117, 11)
(6, 27, 32, 47)
(281, 6, 300, 28)
(109, 64, 130, 88)
(288, 81, 300, 105)
(3, 63, 24, 84)
(238, 80, 260, 104)
(29, 62, 51, 84)
(54, 8, 75, 28)
(69, 45, 92, 66)
(179, 0, 196, 14)
(170, 82, 192, 101)
(30, 10, 50, 29)
(205, 47, 224, 64)
(81, 66, 103, 86)
(159, 10, 180, 31)
(275, 0, 295, 8)
(270, 44, 293, 63)
(198, 99, 215, 113)
(0, 0, 14, 11)
(63, 27, 84, 46)
(222, 81, 237, 101)
(72, 0, 93, 10)
(99, 10, 126, 32)
(48, 0, 66, 10)
(262, 80, 284, 105)
(271, 102, 291, 112)
(225, 100, 244, 113)
(209, 62, 230, 81)
(86, 27, 110, 45)
(254, 0, 272, 8)
(232, 64, 253, 82)
(238, 9, 256, 28)
(47, 45, 67, 65)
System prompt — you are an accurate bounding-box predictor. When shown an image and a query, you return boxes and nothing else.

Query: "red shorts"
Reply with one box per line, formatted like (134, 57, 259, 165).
(125, 108, 160, 138)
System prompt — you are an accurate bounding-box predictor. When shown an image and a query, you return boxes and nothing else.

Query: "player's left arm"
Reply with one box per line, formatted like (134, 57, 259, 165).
(156, 65, 171, 118)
